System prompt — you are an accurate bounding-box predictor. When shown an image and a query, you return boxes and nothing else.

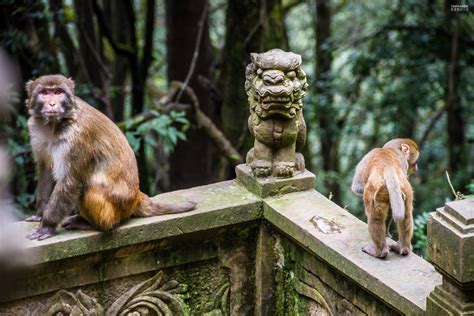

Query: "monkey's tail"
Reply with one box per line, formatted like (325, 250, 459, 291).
(383, 168, 405, 223)
(134, 192, 196, 217)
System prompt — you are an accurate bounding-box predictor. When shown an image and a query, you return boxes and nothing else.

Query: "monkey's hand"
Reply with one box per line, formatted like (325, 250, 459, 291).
(24, 214, 42, 222)
(26, 226, 56, 240)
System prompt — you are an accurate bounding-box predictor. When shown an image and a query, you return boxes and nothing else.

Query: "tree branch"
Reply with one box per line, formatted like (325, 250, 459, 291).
(171, 81, 243, 165)
(418, 105, 446, 149)
(283, 0, 304, 12)
(175, 1, 209, 103)
(197, 75, 223, 105)
(92, 0, 134, 58)
(49, 0, 79, 76)
(117, 103, 190, 131)
(141, 0, 156, 83)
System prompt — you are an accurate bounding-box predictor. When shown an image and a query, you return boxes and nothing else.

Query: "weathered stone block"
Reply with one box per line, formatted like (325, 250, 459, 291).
(427, 198, 474, 316)
(428, 199, 474, 284)
(263, 189, 441, 315)
(235, 164, 315, 198)
(427, 284, 474, 315)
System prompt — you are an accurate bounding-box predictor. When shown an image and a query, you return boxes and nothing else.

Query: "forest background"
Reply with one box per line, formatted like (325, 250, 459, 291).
(1, 0, 473, 257)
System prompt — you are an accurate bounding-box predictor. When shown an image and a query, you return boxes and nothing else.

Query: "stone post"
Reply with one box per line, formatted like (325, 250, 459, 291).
(426, 198, 474, 315)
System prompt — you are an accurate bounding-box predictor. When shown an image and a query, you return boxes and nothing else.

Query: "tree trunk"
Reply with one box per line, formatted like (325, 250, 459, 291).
(49, 0, 78, 77)
(314, 0, 342, 203)
(104, 0, 130, 122)
(221, 0, 262, 154)
(74, 0, 108, 113)
(444, 0, 469, 189)
(166, 0, 216, 190)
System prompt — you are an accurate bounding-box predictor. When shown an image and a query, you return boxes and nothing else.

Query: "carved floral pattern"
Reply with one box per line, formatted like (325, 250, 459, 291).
(106, 271, 188, 316)
(34, 271, 189, 316)
(294, 278, 333, 316)
(203, 282, 230, 316)
(33, 290, 103, 316)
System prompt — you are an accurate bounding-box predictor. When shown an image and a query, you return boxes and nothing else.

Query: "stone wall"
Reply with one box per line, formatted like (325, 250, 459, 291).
(2, 167, 470, 315)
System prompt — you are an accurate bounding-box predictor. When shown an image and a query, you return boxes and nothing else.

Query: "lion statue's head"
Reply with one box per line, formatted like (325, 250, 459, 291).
(245, 49, 308, 119)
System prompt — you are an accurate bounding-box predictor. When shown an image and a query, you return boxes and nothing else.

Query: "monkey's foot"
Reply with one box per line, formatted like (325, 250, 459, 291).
(62, 215, 96, 230)
(273, 163, 295, 178)
(389, 243, 411, 256)
(362, 244, 389, 259)
(24, 214, 42, 222)
(250, 159, 272, 177)
(26, 226, 57, 240)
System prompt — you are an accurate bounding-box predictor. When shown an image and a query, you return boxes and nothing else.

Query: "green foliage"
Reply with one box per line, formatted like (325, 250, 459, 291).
(286, 0, 473, 257)
(125, 110, 190, 154)
(466, 182, 474, 197)
(413, 212, 430, 258)
(5, 114, 35, 213)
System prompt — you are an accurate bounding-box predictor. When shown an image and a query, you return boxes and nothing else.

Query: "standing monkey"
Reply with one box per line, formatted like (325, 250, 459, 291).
(351, 138, 419, 259)
(25, 75, 196, 240)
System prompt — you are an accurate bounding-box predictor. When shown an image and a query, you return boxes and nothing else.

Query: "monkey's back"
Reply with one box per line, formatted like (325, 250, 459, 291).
(362, 149, 408, 202)
(73, 99, 141, 217)
(363, 148, 404, 179)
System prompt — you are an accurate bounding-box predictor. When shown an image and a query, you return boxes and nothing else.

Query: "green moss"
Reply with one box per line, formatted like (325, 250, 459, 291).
(273, 237, 304, 315)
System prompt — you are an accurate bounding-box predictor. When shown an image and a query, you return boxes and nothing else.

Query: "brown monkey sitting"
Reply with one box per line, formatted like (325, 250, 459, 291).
(25, 74, 196, 240)
(351, 138, 419, 259)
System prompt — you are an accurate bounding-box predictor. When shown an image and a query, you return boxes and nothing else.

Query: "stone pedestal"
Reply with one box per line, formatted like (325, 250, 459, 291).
(235, 164, 315, 198)
(426, 198, 474, 315)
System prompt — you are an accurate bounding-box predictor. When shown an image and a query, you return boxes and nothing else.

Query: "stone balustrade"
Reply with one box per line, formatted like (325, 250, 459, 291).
(0, 165, 455, 315)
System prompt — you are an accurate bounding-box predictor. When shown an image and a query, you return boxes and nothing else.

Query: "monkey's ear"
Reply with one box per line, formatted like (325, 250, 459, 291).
(67, 77, 75, 94)
(400, 144, 410, 160)
(25, 80, 34, 98)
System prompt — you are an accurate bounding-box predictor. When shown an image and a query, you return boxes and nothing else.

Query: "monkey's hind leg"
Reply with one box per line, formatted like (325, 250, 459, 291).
(62, 214, 96, 230)
(390, 188, 413, 255)
(80, 187, 129, 231)
(363, 190, 390, 259)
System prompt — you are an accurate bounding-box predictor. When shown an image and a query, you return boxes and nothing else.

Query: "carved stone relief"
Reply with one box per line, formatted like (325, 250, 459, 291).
(106, 271, 188, 315)
(32, 290, 103, 316)
(33, 271, 189, 316)
(203, 282, 230, 316)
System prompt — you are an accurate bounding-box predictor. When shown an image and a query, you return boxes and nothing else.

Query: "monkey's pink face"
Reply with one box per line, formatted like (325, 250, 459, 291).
(36, 88, 67, 120)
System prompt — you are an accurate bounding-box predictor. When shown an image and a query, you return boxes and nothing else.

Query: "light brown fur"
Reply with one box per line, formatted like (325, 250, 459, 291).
(25, 75, 195, 240)
(351, 138, 419, 259)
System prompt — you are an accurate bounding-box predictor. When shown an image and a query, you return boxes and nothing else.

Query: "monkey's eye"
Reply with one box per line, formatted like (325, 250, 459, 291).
(39, 89, 48, 95)
(54, 89, 63, 95)
(287, 71, 296, 79)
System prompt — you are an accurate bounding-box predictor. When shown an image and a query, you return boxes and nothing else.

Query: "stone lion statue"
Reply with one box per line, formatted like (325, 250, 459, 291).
(245, 49, 308, 178)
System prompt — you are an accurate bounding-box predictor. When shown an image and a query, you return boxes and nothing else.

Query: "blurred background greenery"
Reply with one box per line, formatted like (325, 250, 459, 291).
(0, 0, 473, 257)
